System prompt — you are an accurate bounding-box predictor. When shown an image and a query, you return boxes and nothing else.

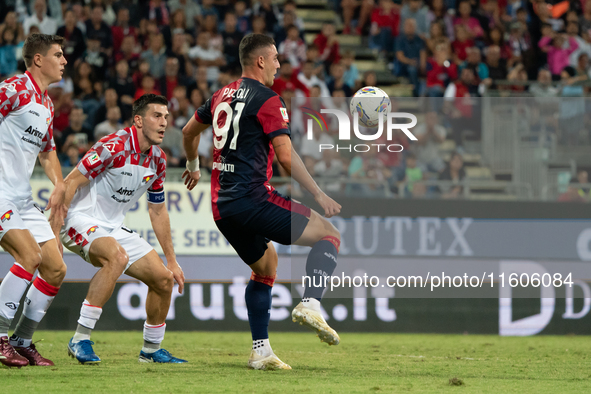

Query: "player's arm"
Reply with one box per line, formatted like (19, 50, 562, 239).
(38, 150, 67, 234)
(272, 134, 341, 218)
(62, 168, 91, 210)
(148, 201, 185, 294)
(181, 107, 211, 190)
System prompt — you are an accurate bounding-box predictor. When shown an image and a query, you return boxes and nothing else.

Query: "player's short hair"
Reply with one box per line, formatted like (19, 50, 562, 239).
(22, 33, 64, 68)
(132, 94, 169, 118)
(239, 33, 276, 68)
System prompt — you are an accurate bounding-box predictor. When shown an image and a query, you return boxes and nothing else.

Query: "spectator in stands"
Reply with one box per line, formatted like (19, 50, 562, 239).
(168, 0, 201, 31)
(170, 85, 192, 126)
(134, 74, 160, 100)
(451, 24, 474, 64)
(56, 9, 85, 73)
(234, 0, 252, 34)
(438, 151, 466, 198)
(558, 177, 588, 202)
(253, 0, 281, 34)
(24, 0, 57, 35)
(400, 0, 429, 39)
(395, 18, 426, 97)
(282, 0, 305, 31)
(305, 44, 325, 78)
(189, 31, 226, 83)
(278, 24, 307, 68)
(484, 45, 507, 88)
(298, 61, 331, 97)
(427, 0, 454, 39)
(167, 33, 193, 78)
(141, 33, 167, 79)
(111, 7, 137, 54)
(159, 57, 191, 101)
(94, 106, 123, 141)
(0, 11, 25, 43)
(273, 62, 310, 96)
(488, 26, 512, 62)
(327, 62, 353, 96)
(576, 170, 591, 200)
(200, 0, 219, 20)
(315, 22, 341, 69)
(425, 42, 457, 97)
(426, 22, 451, 56)
(444, 67, 481, 148)
(162, 9, 190, 50)
(575, 53, 591, 80)
(341, 0, 374, 35)
(59, 105, 92, 153)
(115, 35, 140, 71)
(478, 0, 502, 35)
(222, 12, 244, 69)
(581, 0, 591, 33)
(539, 32, 578, 79)
(362, 70, 378, 87)
(413, 111, 446, 173)
(453, 0, 484, 40)
(203, 14, 223, 52)
(342, 50, 360, 89)
(94, 87, 121, 126)
(567, 22, 591, 67)
(313, 150, 345, 193)
(83, 35, 109, 79)
(250, 15, 271, 37)
(142, 0, 170, 27)
(369, 0, 400, 58)
(85, 4, 113, 53)
(400, 153, 425, 198)
(507, 21, 532, 71)
(60, 143, 83, 166)
(528, 68, 559, 98)
(461, 47, 491, 87)
(0, 28, 19, 78)
(194, 66, 212, 96)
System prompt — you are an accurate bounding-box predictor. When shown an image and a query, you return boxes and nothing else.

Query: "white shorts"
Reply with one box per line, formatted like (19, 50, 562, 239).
(60, 214, 153, 272)
(0, 198, 54, 244)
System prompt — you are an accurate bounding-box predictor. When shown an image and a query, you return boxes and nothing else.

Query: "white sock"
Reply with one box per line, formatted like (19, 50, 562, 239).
(0, 263, 33, 337)
(72, 300, 102, 343)
(252, 338, 273, 357)
(302, 297, 321, 312)
(142, 322, 165, 354)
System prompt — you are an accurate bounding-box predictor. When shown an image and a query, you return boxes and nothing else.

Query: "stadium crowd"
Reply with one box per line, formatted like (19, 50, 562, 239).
(0, 0, 588, 198)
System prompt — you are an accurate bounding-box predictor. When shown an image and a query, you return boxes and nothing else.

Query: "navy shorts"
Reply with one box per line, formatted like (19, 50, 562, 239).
(215, 191, 311, 265)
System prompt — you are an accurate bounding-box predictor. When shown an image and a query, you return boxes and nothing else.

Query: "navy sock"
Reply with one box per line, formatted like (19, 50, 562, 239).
(245, 277, 273, 341)
(303, 238, 339, 300)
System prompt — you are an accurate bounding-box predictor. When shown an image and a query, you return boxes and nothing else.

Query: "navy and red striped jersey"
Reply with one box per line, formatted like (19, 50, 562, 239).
(195, 77, 290, 221)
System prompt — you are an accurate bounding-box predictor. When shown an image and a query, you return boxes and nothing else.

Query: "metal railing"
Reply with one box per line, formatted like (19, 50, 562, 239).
(396, 179, 533, 200)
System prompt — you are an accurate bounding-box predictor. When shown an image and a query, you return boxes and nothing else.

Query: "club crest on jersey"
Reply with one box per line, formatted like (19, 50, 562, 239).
(280, 108, 289, 122)
(87, 225, 99, 235)
(1, 210, 13, 222)
(46, 117, 51, 126)
(86, 152, 100, 166)
(142, 175, 154, 184)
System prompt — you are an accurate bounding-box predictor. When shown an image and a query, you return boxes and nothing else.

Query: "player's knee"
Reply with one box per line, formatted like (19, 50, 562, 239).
(109, 251, 129, 272)
(155, 270, 174, 294)
(324, 221, 341, 242)
(54, 261, 67, 282)
(19, 251, 42, 272)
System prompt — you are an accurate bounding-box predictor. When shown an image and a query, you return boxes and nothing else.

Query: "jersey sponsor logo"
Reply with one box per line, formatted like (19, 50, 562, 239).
(21, 136, 42, 148)
(46, 117, 50, 126)
(142, 175, 154, 184)
(222, 87, 250, 100)
(212, 162, 235, 172)
(28, 110, 40, 117)
(121, 171, 132, 176)
(1, 210, 13, 222)
(24, 125, 43, 138)
(280, 107, 289, 122)
(87, 225, 99, 235)
(111, 194, 131, 203)
(86, 152, 100, 166)
(116, 187, 135, 196)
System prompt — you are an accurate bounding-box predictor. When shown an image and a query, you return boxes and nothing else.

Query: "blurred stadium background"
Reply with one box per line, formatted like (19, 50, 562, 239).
(2, 0, 591, 345)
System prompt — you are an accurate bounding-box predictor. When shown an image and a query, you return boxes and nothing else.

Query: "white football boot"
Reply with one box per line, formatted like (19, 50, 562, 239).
(292, 299, 340, 346)
(248, 350, 292, 370)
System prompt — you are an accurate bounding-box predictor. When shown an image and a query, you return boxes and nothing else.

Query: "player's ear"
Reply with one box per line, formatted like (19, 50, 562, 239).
(33, 53, 42, 68)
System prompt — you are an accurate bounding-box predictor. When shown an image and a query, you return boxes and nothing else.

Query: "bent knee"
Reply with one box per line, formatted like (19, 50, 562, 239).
(153, 270, 174, 294)
(19, 251, 42, 272)
(103, 250, 129, 271)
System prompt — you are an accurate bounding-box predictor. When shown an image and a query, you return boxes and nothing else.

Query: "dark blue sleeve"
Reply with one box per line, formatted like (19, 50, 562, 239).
(195, 97, 212, 124)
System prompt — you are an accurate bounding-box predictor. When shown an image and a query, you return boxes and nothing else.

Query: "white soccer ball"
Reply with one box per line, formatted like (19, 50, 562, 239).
(349, 86, 391, 128)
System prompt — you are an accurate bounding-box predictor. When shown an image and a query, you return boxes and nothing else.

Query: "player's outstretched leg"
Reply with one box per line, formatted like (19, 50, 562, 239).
(125, 251, 187, 364)
(293, 210, 341, 346)
(10, 239, 66, 366)
(0, 229, 44, 367)
(68, 237, 129, 365)
(246, 243, 291, 370)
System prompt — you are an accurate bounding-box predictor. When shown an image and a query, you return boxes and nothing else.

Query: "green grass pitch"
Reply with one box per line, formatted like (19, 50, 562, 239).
(2, 331, 591, 393)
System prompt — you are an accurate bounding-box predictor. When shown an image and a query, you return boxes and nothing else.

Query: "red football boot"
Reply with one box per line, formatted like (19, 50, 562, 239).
(15, 343, 54, 366)
(0, 336, 29, 367)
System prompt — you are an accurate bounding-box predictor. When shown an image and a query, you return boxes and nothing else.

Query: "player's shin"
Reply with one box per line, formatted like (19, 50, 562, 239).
(245, 273, 275, 357)
(10, 275, 59, 347)
(72, 299, 103, 343)
(302, 236, 339, 303)
(0, 263, 34, 337)
(142, 322, 165, 353)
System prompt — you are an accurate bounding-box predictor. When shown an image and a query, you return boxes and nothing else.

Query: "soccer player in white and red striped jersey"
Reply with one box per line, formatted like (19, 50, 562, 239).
(0, 34, 68, 367)
(60, 94, 186, 364)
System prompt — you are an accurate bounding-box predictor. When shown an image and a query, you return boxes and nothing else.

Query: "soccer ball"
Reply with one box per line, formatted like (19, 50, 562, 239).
(349, 86, 391, 128)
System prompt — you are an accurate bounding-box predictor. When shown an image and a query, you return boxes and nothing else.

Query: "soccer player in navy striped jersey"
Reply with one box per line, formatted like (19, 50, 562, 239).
(182, 34, 342, 370)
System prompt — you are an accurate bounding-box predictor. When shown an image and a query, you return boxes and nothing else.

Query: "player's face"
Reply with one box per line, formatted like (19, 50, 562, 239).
(40, 43, 67, 84)
(264, 46, 280, 87)
(140, 104, 169, 146)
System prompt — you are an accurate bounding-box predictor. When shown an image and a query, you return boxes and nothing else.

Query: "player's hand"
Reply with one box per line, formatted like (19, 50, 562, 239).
(314, 192, 341, 218)
(47, 182, 67, 228)
(182, 169, 201, 191)
(168, 262, 185, 294)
